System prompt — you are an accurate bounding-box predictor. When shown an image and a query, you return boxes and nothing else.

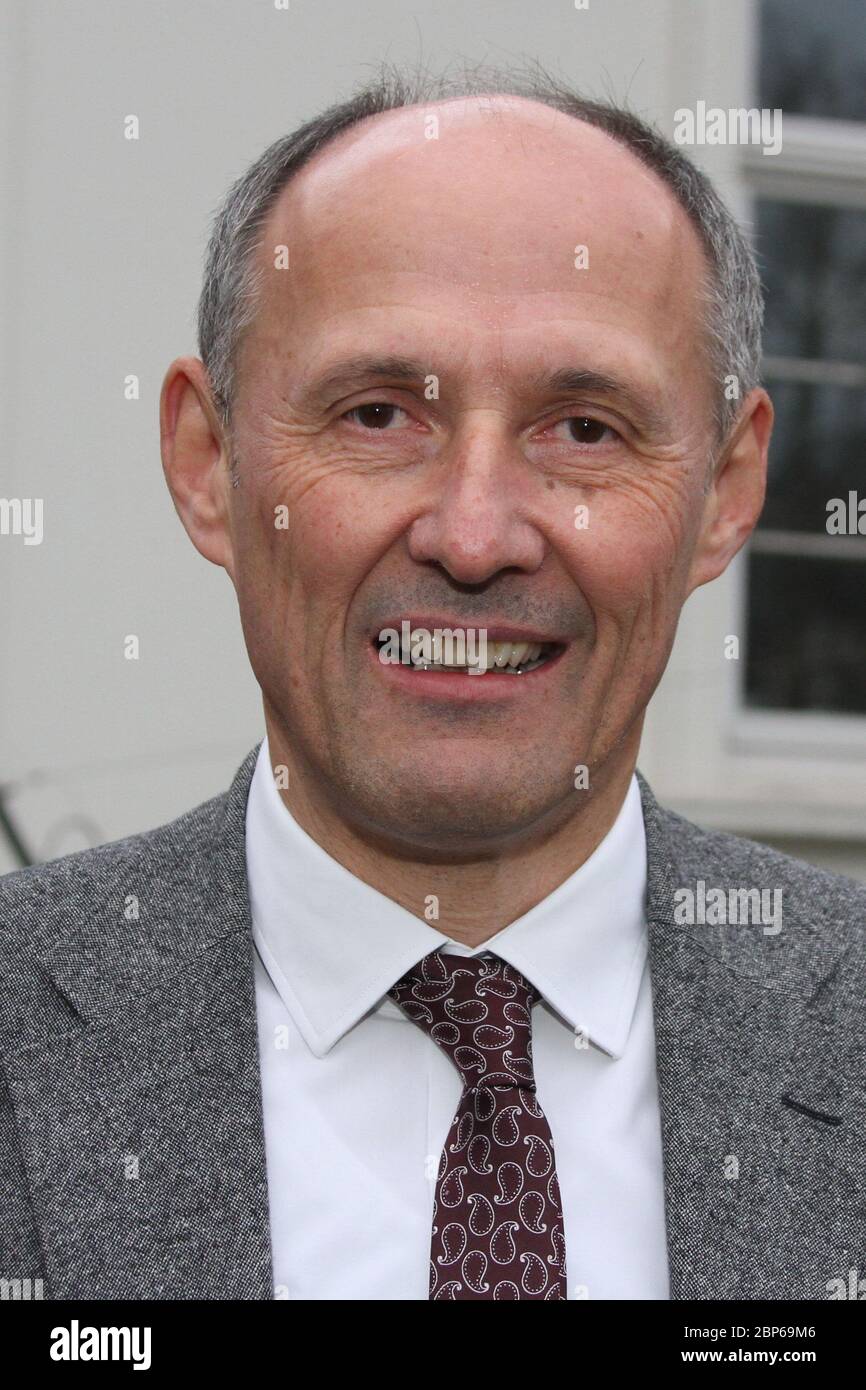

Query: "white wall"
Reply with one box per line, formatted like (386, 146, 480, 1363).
(1, 0, 862, 879)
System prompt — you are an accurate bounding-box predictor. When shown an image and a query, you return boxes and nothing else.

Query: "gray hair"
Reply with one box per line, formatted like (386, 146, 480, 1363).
(197, 60, 763, 442)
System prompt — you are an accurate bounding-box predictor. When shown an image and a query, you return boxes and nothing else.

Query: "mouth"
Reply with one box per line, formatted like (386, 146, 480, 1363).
(372, 630, 565, 676)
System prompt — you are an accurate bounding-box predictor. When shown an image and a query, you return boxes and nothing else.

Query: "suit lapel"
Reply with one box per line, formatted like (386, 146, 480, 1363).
(640, 776, 863, 1300)
(5, 748, 273, 1299)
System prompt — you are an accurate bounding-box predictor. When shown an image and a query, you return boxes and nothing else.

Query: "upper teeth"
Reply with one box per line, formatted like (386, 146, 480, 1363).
(413, 640, 544, 670)
(491, 641, 538, 668)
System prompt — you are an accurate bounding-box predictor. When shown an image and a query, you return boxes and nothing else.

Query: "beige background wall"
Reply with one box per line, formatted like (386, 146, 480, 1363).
(1, 0, 863, 878)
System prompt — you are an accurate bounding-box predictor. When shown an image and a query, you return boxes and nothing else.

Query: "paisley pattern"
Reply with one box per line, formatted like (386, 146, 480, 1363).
(389, 951, 568, 1300)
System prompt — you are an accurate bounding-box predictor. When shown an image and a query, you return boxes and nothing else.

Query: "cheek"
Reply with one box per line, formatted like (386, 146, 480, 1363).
(557, 496, 695, 633)
(287, 476, 400, 601)
(232, 466, 407, 646)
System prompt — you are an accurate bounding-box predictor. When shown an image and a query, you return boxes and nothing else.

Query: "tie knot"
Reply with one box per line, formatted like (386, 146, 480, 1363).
(388, 951, 539, 1091)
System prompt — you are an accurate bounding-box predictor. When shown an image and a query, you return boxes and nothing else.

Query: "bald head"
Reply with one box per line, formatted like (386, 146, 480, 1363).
(235, 95, 714, 441)
(197, 71, 764, 448)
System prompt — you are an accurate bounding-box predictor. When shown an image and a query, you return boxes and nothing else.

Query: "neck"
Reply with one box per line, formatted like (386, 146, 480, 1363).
(262, 717, 639, 949)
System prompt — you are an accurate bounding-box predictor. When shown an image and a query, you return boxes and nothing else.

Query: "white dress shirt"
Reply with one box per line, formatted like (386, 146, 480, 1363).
(246, 738, 669, 1300)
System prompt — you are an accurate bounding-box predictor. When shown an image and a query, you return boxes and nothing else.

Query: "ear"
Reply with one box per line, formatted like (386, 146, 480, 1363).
(159, 356, 236, 581)
(686, 387, 774, 595)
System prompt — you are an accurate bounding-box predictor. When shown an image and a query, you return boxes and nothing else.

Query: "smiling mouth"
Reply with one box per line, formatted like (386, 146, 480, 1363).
(373, 635, 563, 675)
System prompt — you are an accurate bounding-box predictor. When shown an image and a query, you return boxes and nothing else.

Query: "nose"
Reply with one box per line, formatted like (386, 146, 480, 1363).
(406, 416, 546, 584)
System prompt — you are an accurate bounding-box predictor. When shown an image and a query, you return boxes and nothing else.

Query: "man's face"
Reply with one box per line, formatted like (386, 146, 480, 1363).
(210, 99, 741, 849)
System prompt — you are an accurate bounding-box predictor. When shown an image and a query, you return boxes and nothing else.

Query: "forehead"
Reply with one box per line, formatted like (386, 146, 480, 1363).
(248, 96, 709, 391)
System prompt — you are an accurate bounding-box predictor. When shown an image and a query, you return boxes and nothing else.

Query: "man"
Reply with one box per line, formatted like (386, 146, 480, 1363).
(1, 66, 863, 1302)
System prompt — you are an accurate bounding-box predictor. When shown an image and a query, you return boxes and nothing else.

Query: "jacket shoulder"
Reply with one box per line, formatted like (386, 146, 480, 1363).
(659, 800, 865, 903)
(0, 785, 232, 1043)
(1, 785, 227, 924)
(644, 786, 866, 987)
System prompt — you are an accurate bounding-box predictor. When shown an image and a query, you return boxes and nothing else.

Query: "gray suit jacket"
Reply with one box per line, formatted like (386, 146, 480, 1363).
(1, 746, 864, 1300)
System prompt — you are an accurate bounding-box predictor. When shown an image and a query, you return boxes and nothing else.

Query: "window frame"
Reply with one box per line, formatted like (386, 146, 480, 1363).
(738, 118, 866, 756)
(639, 0, 866, 841)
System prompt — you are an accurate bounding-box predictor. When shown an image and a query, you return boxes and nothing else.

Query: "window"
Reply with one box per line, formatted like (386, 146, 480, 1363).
(759, 0, 866, 124)
(742, 0, 866, 720)
(640, 0, 866, 847)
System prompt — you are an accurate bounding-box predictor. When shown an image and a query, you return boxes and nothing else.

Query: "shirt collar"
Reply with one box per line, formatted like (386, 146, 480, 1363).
(245, 738, 647, 1060)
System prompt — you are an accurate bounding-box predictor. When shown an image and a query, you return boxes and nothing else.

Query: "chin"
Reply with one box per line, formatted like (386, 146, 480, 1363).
(343, 765, 570, 853)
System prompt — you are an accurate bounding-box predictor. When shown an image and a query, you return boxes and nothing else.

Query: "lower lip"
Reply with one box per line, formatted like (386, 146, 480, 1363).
(368, 642, 566, 701)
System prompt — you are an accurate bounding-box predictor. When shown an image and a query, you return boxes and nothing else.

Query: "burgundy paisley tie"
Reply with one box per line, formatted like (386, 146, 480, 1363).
(388, 950, 568, 1300)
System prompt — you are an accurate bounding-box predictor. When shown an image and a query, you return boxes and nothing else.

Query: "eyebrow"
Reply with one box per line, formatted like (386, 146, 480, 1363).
(304, 356, 429, 405)
(303, 355, 667, 433)
(533, 368, 668, 434)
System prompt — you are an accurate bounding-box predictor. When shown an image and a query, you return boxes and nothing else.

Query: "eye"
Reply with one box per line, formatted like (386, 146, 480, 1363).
(548, 415, 618, 446)
(342, 401, 410, 430)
